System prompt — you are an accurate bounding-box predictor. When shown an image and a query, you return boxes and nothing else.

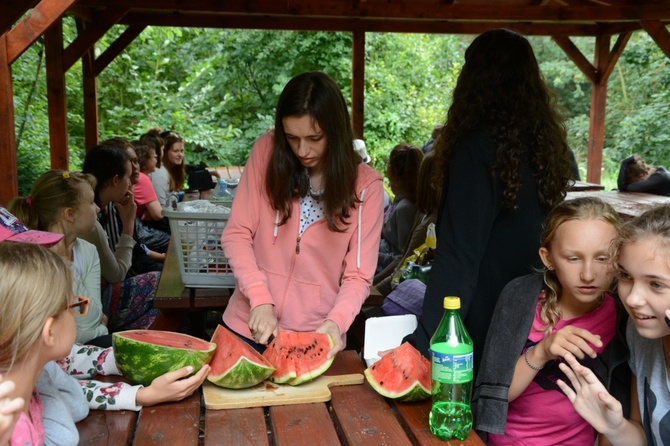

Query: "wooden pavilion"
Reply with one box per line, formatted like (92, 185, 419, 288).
(1, 0, 670, 204)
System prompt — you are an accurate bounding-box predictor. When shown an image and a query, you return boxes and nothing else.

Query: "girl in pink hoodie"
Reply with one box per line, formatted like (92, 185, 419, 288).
(221, 72, 384, 357)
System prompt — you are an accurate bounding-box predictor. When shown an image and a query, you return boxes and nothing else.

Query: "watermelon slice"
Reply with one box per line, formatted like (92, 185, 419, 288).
(113, 330, 216, 386)
(364, 342, 431, 402)
(262, 331, 334, 386)
(207, 325, 275, 389)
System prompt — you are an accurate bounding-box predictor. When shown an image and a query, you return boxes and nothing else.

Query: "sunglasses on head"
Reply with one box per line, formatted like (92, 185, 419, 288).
(69, 296, 90, 316)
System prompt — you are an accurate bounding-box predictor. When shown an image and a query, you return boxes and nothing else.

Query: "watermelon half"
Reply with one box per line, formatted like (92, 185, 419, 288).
(112, 330, 216, 386)
(364, 342, 431, 402)
(262, 331, 334, 386)
(206, 325, 275, 389)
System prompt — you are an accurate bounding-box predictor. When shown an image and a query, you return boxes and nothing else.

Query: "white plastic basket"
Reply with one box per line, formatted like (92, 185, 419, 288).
(163, 207, 235, 288)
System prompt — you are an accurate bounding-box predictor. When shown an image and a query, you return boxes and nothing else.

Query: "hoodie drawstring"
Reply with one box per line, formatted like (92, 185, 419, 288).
(357, 188, 366, 272)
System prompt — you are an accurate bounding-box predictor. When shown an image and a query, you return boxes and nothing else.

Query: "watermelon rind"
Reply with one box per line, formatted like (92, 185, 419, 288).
(364, 342, 431, 402)
(112, 330, 216, 386)
(263, 331, 334, 386)
(207, 325, 275, 389)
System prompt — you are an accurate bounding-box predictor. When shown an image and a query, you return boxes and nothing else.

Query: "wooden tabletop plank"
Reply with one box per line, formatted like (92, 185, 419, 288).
(270, 403, 341, 446)
(204, 407, 269, 445)
(132, 392, 201, 446)
(77, 409, 137, 446)
(330, 382, 413, 445)
(393, 400, 485, 446)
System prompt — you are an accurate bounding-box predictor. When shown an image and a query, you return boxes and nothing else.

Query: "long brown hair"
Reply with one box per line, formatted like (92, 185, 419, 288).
(434, 29, 573, 210)
(162, 132, 186, 192)
(388, 143, 423, 205)
(265, 72, 359, 232)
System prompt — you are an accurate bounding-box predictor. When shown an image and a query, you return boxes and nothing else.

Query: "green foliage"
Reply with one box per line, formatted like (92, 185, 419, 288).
(11, 27, 670, 193)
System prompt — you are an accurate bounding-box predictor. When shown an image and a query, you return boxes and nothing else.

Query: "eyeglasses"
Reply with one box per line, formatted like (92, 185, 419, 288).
(69, 296, 90, 316)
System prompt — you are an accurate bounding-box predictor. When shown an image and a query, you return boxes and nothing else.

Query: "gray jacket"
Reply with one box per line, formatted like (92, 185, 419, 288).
(472, 273, 630, 438)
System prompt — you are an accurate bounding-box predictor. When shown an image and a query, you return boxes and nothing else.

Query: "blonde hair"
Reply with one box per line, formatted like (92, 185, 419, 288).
(0, 243, 71, 373)
(8, 170, 96, 232)
(539, 197, 621, 334)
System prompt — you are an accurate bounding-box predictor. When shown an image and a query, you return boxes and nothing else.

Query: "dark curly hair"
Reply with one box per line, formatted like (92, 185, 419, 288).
(266, 71, 359, 232)
(433, 29, 573, 209)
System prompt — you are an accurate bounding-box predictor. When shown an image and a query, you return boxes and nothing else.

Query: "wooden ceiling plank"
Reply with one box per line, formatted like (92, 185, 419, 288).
(552, 35, 597, 82)
(94, 25, 146, 75)
(641, 20, 670, 58)
(62, 8, 129, 72)
(6, 0, 78, 64)
(70, 1, 670, 22)
(116, 11, 626, 36)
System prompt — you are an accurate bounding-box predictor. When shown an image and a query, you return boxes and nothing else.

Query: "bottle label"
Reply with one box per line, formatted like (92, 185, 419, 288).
(430, 348, 473, 384)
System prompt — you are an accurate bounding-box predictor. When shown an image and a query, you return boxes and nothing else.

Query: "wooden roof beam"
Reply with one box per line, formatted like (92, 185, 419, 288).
(73, 1, 670, 22)
(642, 20, 670, 58)
(94, 25, 146, 75)
(115, 11, 650, 37)
(0, 0, 39, 36)
(63, 8, 129, 72)
(6, 0, 77, 64)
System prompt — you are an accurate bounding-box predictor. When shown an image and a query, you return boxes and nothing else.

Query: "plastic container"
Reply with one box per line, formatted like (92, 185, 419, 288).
(212, 179, 234, 203)
(162, 205, 235, 288)
(429, 296, 474, 441)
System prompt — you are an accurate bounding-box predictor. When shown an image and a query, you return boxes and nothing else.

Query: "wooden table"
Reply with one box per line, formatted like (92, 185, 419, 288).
(77, 350, 484, 445)
(567, 180, 605, 191)
(566, 190, 670, 219)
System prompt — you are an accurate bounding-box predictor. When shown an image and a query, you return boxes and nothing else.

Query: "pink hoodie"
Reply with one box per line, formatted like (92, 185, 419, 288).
(221, 132, 384, 342)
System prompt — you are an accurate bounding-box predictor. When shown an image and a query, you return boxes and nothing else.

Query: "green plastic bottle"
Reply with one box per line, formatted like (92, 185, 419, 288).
(429, 296, 474, 441)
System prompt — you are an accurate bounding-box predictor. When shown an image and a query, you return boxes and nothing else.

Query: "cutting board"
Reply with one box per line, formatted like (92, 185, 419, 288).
(203, 373, 364, 409)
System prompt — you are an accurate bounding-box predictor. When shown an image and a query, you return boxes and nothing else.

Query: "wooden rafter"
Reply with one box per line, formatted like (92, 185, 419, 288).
(95, 24, 146, 75)
(6, 0, 77, 64)
(642, 20, 670, 58)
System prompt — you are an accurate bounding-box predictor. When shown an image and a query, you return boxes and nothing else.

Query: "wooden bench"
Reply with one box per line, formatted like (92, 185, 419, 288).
(214, 166, 244, 181)
(150, 238, 231, 333)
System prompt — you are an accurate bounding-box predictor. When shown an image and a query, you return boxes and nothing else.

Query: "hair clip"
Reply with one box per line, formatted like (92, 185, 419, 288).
(25, 197, 32, 207)
(62, 171, 70, 179)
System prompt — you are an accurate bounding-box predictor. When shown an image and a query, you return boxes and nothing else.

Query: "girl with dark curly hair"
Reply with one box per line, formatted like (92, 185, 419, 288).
(410, 29, 575, 377)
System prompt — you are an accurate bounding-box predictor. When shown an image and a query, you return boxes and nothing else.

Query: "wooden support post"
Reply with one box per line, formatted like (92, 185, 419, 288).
(586, 35, 610, 184)
(352, 28, 365, 140)
(0, 34, 18, 204)
(44, 19, 69, 169)
(77, 17, 99, 151)
(642, 20, 670, 58)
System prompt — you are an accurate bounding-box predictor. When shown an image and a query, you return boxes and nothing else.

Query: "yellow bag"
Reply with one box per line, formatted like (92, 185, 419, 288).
(391, 223, 436, 288)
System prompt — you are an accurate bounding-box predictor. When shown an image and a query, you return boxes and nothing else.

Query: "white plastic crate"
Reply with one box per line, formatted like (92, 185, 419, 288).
(163, 206, 235, 288)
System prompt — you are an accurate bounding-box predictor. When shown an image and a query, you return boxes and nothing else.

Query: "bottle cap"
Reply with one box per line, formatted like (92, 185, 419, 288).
(443, 296, 461, 309)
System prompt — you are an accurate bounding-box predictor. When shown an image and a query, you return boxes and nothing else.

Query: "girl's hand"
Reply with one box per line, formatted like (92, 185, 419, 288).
(0, 377, 24, 446)
(249, 304, 278, 345)
(536, 325, 603, 365)
(114, 190, 137, 235)
(136, 364, 210, 407)
(315, 320, 342, 359)
(557, 352, 623, 435)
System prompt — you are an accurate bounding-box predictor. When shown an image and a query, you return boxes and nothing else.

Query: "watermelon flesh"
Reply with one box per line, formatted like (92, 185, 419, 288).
(207, 325, 275, 389)
(262, 331, 334, 386)
(113, 330, 216, 386)
(364, 342, 431, 402)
